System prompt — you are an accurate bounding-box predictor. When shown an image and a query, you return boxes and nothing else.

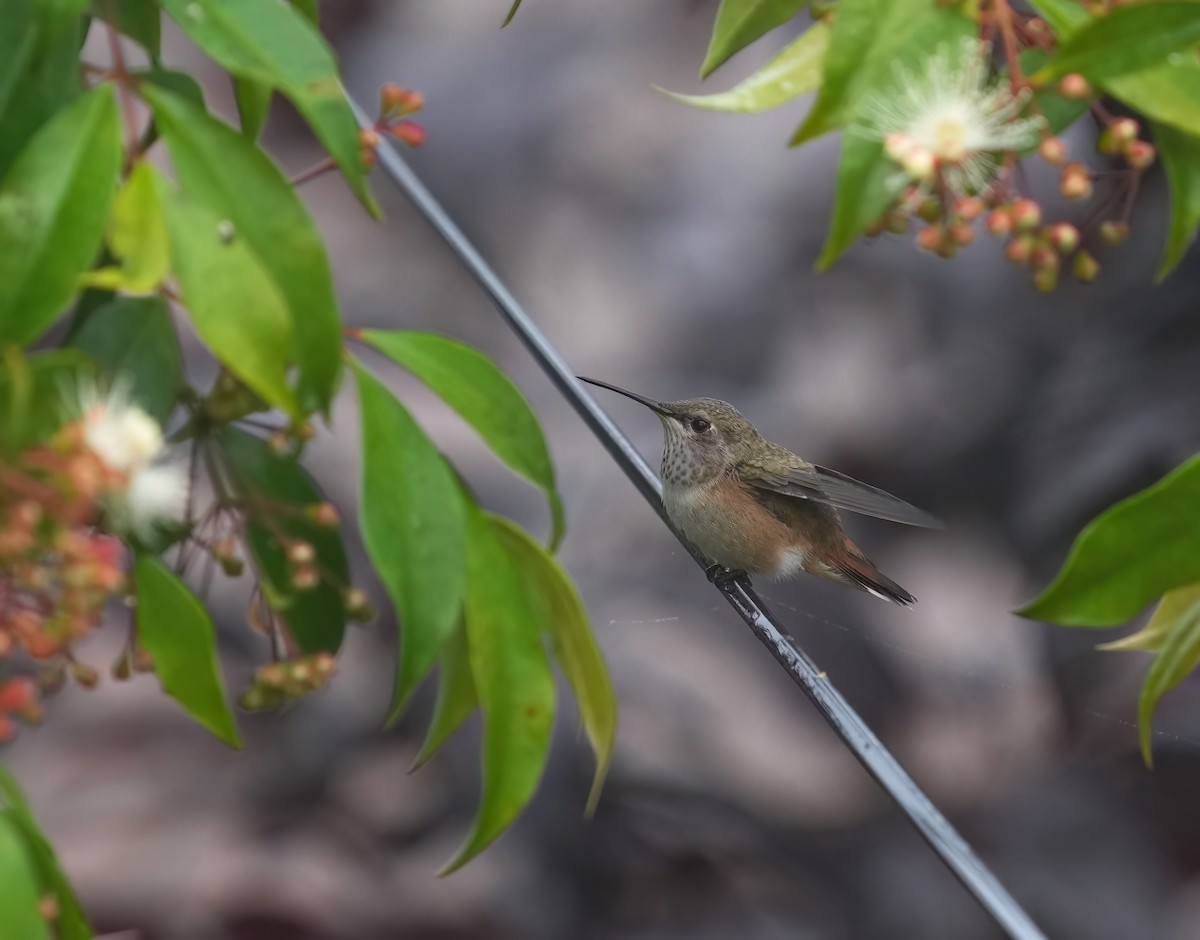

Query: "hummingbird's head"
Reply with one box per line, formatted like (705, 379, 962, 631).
(578, 378, 760, 485)
(655, 397, 758, 483)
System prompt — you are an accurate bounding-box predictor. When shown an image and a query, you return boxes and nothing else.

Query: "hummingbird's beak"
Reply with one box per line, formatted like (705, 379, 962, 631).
(577, 377, 674, 417)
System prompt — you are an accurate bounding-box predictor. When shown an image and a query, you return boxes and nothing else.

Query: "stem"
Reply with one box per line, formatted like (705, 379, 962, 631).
(104, 23, 142, 172)
(290, 157, 336, 187)
(990, 0, 1026, 94)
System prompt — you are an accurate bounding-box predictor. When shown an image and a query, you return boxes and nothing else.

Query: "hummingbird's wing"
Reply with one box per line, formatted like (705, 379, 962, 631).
(740, 461, 942, 528)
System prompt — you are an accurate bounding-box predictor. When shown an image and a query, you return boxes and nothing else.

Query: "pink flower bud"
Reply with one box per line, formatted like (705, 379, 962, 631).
(1048, 222, 1080, 253)
(388, 121, 426, 149)
(986, 208, 1013, 236)
(1059, 74, 1091, 99)
(1126, 141, 1156, 169)
(1099, 221, 1129, 245)
(1060, 163, 1092, 201)
(1012, 199, 1042, 232)
(1038, 137, 1066, 166)
(1073, 251, 1100, 283)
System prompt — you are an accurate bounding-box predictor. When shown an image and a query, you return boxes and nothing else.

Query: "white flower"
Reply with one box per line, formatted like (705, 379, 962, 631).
(864, 39, 1044, 195)
(77, 381, 165, 472)
(112, 463, 189, 541)
(70, 379, 188, 539)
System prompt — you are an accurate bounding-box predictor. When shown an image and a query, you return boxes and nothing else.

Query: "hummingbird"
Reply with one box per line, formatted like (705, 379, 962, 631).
(579, 377, 941, 606)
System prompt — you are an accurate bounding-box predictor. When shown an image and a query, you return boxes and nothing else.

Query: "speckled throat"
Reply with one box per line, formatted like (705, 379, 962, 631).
(659, 417, 722, 488)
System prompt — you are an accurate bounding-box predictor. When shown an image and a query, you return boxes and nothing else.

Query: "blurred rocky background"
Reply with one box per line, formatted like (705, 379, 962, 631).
(9, 2, 1200, 938)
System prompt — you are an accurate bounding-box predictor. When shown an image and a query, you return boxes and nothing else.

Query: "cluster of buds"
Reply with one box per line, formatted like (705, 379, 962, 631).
(238, 652, 336, 711)
(987, 201, 1099, 291)
(860, 27, 1163, 291)
(361, 83, 425, 168)
(0, 383, 188, 740)
(379, 83, 426, 148)
(1097, 116, 1156, 169)
(285, 538, 320, 591)
(267, 418, 315, 460)
(1, 444, 132, 669)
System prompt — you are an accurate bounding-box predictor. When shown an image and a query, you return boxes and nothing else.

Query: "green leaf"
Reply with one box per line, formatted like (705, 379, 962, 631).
(1100, 582, 1200, 653)
(143, 86, 342, 414)
(801, 7, 969, 268)
(1034, 2, 1200, 85)
(1153, 122, 1200, 280)
(815, 132, 897, 269)
(1030, 0, 1200, 137)
(352, 360, 466, 722)
(491, 515, 616, 816)
(68, 296, 182, 423)
(362, 330, 564, 548)
(661, 20, 829, 114)
(135, 66, 206, 109)
(701, 0, 812, 79)
(1028, 0, 1088, 36)
(0, 348, 97, 451)
(218, 426, 351, 655)
(92, 0, 160, 56)
(440, 502, 555, 874)
(153, 168, 298, 417)
(1138, 596, 1200, 766)
(0, 1, 82, 179)
(1018, 454, 1200, 627)
(80, 160, 169, 295)
(135, 553, 242, 747)
(791, 0, 971, 145)
(0, 768, 91, 940)
(233, 77, 272, 140)
(412, 622, 477, 769)
(1107, 64, 1200, 137)
(0, 812, 49, 940)
(157, 0, 378, 215)
(502, 0, 522, 27)
(291, 0, 319, 26)
(0, 85, 122, 347)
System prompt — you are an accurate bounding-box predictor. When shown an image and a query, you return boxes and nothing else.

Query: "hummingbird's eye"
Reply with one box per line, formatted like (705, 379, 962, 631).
(689, 417, 712, 434)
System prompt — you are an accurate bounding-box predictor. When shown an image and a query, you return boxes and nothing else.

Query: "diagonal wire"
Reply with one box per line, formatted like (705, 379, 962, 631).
(353, 100, 1047, 940)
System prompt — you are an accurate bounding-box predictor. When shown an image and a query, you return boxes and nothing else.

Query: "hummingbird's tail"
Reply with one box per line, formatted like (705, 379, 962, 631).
(831, 548, 916, 607)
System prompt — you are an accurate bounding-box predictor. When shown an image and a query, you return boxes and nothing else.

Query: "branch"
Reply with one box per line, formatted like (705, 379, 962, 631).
(349, 96, 1048, 940)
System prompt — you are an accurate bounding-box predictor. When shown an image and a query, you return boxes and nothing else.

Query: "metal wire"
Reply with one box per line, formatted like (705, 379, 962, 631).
(355, 100, 1047, 940)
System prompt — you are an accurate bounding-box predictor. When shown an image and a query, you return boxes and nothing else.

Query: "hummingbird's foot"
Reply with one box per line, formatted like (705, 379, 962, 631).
(705, 564, 748, 587)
